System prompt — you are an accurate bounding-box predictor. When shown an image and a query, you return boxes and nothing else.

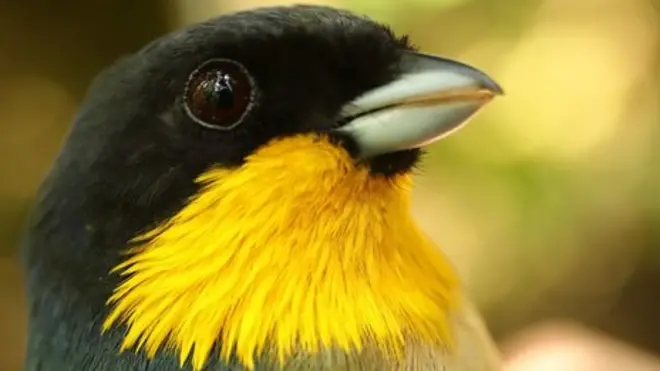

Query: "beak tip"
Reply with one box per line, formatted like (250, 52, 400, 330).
(480, 76, 505, 96)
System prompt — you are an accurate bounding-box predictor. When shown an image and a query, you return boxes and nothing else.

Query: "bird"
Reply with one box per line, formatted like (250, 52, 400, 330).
(21, 4, 504, 371)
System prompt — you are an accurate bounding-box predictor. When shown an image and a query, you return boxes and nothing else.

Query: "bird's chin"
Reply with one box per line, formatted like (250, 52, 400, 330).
(326, 131, 421, 177)
(368, 148, 422, 177)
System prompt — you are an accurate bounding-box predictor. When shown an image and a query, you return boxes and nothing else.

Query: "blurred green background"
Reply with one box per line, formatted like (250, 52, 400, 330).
(1, 0, 659, 370)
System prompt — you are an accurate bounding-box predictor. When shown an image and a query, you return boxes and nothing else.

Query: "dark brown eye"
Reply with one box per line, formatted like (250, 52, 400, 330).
(183, 59, 255, 130)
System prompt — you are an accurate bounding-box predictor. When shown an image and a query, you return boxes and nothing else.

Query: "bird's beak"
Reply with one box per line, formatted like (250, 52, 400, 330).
(335, 51, 503, 158)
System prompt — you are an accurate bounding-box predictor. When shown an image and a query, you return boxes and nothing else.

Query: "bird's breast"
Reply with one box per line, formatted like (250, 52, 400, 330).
(102, 135, 467, 370)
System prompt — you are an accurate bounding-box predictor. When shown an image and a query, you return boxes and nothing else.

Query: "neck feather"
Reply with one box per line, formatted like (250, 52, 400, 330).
(103, 135, 461, 370)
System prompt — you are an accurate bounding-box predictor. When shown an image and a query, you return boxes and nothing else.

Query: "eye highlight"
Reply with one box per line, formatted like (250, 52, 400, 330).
(183, 59, 256, 130)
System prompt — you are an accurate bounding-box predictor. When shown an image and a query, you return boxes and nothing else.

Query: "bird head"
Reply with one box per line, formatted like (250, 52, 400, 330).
(25, 5, 502, 370)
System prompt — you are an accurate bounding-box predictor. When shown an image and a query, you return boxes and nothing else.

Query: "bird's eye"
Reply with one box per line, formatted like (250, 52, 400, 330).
(183, 59, 255, 130)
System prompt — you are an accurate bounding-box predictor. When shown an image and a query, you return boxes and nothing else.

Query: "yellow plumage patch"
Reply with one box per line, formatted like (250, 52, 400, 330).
(103, 134, 461, 370)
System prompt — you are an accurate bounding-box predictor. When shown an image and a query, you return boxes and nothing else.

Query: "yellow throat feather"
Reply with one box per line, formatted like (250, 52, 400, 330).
(103, 134, 461, 370)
